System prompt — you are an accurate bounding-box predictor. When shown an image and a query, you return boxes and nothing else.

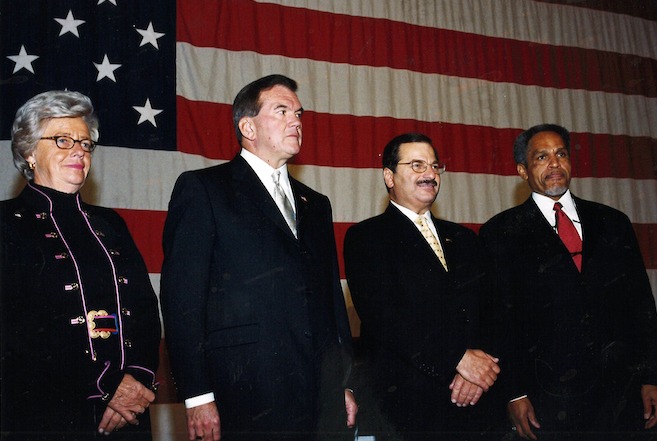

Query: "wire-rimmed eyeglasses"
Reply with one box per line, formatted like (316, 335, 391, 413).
(40, 136, 97, 153)
(397, 160, 446, 174)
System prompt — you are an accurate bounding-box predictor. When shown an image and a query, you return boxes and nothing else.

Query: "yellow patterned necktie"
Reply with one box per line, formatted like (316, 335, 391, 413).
(415, 215, 448, 271)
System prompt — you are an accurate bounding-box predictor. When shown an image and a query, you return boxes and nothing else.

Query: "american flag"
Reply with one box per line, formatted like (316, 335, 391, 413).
(2, 0, 657, 426)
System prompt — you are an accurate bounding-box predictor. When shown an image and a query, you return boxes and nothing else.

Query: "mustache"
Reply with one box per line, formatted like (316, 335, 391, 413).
(546, 170, 565, 178)
(417, 179, 437, 186)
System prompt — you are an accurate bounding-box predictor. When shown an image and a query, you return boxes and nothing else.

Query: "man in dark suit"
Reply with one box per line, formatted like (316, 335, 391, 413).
(343, 133, 500, 440)
(479, 124, 657, 440)
(160, 74, 357, 441)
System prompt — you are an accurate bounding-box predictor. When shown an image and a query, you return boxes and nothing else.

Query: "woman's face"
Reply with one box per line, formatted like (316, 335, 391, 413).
(26, 117, 92, 194)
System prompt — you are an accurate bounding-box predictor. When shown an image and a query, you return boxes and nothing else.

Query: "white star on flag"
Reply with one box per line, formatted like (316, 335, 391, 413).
(136, 22, 165, 49)
(97, 0, 117, 5)
(7, 45, 39, 74)
(133, 98, 163, 126)
(93, 54, 121, 82)
(54, 10, 86, 37)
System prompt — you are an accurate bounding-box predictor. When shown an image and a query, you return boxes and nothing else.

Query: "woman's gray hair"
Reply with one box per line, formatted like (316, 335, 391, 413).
(11, 90, 99, 180)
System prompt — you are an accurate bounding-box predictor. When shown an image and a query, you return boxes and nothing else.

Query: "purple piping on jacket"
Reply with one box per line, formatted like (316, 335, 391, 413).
(87, 360, 112, 400)
(28, 182, 125, 367)
(75, 194, 127, 369)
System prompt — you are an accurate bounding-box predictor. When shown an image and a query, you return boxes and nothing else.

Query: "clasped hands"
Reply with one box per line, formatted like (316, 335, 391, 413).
(449, 349, 500, 407)
(97, 373, 156, 435)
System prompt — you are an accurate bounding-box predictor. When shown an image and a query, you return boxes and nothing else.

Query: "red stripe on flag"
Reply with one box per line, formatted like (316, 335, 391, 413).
(634, 223, 657, 270)
(177, 0, 657, 97)
(115, 209, 166, 274)
(177, 97, 657, 179)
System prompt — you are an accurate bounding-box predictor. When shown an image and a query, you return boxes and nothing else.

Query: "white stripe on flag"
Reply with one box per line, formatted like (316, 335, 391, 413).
(177, 45, 657, 137)
(2, 143, 656, 225)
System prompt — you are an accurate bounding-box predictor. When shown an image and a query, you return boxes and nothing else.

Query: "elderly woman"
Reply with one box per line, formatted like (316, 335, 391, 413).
(0, 91, 161, 440)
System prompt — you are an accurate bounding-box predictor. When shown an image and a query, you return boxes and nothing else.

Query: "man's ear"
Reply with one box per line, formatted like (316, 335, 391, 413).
(383, 167, 394, 189)
(517, 163, 528, 181)
(238, 117, 255, 141)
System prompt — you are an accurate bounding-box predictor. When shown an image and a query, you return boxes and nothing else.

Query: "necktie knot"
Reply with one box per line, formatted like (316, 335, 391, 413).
(553, 202, 582, 271)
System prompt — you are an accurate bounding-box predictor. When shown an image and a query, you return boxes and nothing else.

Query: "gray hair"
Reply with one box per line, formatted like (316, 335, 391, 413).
(11, 90, 99, 180)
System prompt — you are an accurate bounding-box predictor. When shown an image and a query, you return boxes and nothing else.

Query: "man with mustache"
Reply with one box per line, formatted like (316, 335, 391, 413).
(344, 133, 500, 440)
(479, 124, 657, 440)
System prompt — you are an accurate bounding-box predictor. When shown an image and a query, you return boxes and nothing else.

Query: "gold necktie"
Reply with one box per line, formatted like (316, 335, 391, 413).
(415, 216, 448, 271)
(272, 171, 297, 237)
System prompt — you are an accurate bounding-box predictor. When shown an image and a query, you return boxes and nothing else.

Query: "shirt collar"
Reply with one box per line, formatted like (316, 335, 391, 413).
(532, 189, 579, 226)
(390, 200, 430, 222)
(240, 148, 292, 196)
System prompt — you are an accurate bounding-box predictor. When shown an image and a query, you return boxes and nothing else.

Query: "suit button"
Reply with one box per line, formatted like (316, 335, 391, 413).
(304, 330, 312, 338)
(124, 339, 132, 348)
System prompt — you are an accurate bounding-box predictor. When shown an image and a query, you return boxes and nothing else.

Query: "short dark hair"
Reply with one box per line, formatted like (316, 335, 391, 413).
(232, 74, 298, 145)
(513, 123, 570, 166)
(382, 132, 436, 172)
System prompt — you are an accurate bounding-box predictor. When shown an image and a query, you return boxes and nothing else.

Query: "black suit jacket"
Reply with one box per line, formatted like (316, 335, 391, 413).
(160, 155, 352, 436)
(344, 204, 487, 433)
(479, 195, 657, 431)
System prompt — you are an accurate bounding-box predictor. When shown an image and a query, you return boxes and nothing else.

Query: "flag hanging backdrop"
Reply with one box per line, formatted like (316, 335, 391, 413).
(2, 0, 657, 435)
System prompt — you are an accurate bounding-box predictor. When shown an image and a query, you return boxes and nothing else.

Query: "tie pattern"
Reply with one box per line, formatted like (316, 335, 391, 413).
(272, 171, 297, 238)
(553, 202, 582, 271)
(415, 216, 448, 271)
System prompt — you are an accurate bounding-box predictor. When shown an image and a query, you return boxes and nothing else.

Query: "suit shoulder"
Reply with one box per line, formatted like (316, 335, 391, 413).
(434, 218, 475, 235)
(290, 176, 327, 201)
(575, 197, 629, 220)
(178, 162, 230, 183)
(170, 163, 234, 202)
(346, 212, 388, 234)
(480, 204, 527, 234)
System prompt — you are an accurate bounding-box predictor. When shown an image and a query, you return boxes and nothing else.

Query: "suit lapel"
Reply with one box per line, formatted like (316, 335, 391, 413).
(429, 216, 453, 263)
(522, 197, 582, 273)
(290, 177, 312, 238)
(572, 196, 597, 271)
(386, 204, 447, 271)
(231, 156, 297, 240)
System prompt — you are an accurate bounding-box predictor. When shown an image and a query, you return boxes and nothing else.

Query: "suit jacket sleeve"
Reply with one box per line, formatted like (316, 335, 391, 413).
(611, 210, 657, 385)
(160, 171, 217, 399)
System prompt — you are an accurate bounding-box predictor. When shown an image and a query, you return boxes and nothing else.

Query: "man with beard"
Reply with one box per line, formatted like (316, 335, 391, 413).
(344, 133, 500, 440)
(479, 124, 657, 440)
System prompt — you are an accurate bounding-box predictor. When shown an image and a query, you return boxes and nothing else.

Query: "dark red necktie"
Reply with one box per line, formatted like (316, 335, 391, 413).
(554, 202, 582, 271)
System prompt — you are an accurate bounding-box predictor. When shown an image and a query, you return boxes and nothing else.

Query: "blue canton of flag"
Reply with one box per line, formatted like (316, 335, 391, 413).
(0, 0, 176, 151)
